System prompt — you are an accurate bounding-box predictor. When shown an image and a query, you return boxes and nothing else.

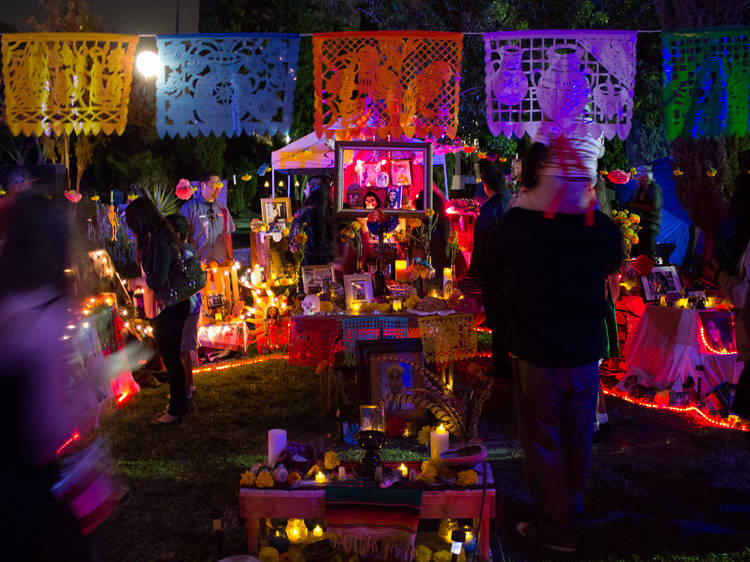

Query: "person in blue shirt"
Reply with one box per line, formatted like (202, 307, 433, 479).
(180, 172, 235, 265)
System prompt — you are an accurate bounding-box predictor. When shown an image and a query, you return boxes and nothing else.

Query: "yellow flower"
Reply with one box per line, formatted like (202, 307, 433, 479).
(214, 181, 224, 189)
(350, 221, 361, 231)
(241, 174, 252, 181)
(424, 208, 436, 217)
(294, 232, 308, 245)
(240, 470, 256, 487)
(673, 168, 684, 176)
(281, 227, 290, 237)
(415, 544, 433, 562)
(457, 469, 478, 486)
(348, 231, 355, 239)
(259, 546, 280, 562)
(90, 195, 100, 201)
(418, 464, 438, 484)
(417, 425, 433, 446)
(324, 451, 340, 470)
(707, 166, 718, 177)
(287, 471, 302, 485)
(630, 214, 640, 224)
(256, 471, 275, 488)
(306, 464, 321, 479)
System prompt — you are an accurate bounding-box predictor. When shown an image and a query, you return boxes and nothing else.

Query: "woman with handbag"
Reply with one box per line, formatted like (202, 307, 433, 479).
(126, 197, 191, 424)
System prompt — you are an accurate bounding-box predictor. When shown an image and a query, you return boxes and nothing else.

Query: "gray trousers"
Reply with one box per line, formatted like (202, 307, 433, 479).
(513, 357, 600, 546)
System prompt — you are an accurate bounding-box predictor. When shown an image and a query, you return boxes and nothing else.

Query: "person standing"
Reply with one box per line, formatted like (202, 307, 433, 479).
(711, 238, 750, 422)
(180, 172, 235, 265)
(626, 165, 662, 258)
(166, 214, 200, 404)
(289, 176, 335, 266)
(469, 161, 511, 378)
(494, 188, 623, 552)
(126, 198, 190, 424)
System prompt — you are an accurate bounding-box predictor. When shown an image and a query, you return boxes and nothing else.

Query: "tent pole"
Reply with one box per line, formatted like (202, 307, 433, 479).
(287, 175, 291, 199)
(443, 163, 449, 200)
(271, 169, 276, 198)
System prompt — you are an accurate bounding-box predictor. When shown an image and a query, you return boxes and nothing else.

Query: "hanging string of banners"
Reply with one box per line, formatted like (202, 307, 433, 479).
(1, 33, 139, 136)
(313, 31, 463, 141)
(155, 33, 300, 138)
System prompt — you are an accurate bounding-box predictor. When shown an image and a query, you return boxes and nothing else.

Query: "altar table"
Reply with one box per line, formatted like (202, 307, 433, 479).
(239, 462, 496, 561)
(623, 305, 743, 394)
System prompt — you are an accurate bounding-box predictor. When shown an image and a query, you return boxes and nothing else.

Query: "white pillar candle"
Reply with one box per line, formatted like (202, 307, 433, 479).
(338, 466, 347, 481)
(430, 424, 450, 459)
(268, 428, 287, 466)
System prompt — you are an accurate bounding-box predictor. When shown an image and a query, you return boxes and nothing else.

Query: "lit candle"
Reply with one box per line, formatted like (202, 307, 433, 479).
(430, 424, 450, 459)
(392, 299, 402, 312)
(268, 428, 287, 465)
(394, 260, 408, 282)
(312, 524, 324, 538)
(352, 302, 361, 314)
(399, 463, 408, 477)
(315, 470, 326, 484)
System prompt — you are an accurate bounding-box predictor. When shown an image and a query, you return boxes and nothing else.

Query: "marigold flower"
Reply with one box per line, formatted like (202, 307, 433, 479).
(350, 221, 361, 231)
(240, 470, 256, 487)
(457, 469, 478, 486)
(324, 451, 340, 470)
(256, 471, 275, 488)
(417, 425, 433, 446)
(287, 471, 302, 485)
(424, 208, 436, 217)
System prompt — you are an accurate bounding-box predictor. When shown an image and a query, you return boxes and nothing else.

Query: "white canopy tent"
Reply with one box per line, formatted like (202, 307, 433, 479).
(271, 130, 449, 199)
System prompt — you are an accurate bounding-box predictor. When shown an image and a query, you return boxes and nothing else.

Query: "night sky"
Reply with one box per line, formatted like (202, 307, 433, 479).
(0, 0, 199, 35)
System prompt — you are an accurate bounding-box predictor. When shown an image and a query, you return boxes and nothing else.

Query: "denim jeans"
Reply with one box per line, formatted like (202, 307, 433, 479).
(152, 299, 190, 416)
(513, 356, 600, 546)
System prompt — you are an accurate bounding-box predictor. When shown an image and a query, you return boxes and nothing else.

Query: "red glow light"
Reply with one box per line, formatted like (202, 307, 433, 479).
(192, 353, 287, 375)
(56, 430, 81, 455)
(603, 386, 748, 432)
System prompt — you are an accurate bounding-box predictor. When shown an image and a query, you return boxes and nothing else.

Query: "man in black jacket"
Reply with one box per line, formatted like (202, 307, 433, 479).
(469, 161, 511, 377)
(494, 203, 623, 553)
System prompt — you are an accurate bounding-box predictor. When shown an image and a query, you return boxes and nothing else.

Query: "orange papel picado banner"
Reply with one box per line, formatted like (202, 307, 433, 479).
(313, 31, 463, 140)
(1, 33, 139, 136)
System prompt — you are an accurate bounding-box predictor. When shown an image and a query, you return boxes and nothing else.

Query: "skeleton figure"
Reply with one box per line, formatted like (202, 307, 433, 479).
(108, 204, 119, 241)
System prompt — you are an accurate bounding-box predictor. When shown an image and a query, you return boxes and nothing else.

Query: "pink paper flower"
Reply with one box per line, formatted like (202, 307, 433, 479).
(64, 191, 82, 203)
(607, 169, 631, 184)
(175, 178, 194, 200)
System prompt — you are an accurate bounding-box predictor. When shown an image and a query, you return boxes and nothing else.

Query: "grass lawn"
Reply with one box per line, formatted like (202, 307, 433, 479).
(91, 358, 750, 561)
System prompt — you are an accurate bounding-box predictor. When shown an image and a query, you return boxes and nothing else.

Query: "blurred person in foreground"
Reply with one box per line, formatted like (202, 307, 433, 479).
(0, 192, 90, 560)
(470, 161, 512, 378)
(126, 197, 190, 424)
(493, 143, 624, 553)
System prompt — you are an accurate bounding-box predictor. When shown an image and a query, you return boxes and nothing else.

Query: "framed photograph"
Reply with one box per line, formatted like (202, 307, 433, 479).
(357, 338, 425, 419)
(641, 265, 682, 302)
(391, 160, 412, 186)
(698, 310, 736, 353)
(344, 274, 373, 309)
(345, 183, 363, 208)
(385, 186, 402, 210)
(302, 264, 335, 294)
(260, 197, 292, 224)
(335, 141, 432, 218)
(360, 163, 381, 187)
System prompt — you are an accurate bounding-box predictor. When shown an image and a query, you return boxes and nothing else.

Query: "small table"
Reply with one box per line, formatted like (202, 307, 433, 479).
(239, 463, 496, 561)
(624, 305, 742, 393)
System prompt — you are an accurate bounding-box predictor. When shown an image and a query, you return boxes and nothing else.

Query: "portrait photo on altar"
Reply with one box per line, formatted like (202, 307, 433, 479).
(699, 310, 736, 353)
(641, 265, 682, 301)
(302, 264, 335, 294)
(260, 197, 291, 224)
(385, 186, 402, 209)
(357, 338, 425, 419)
(344, 274, 373, 309)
